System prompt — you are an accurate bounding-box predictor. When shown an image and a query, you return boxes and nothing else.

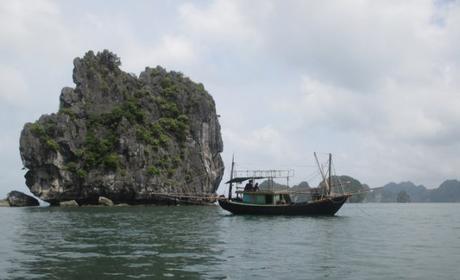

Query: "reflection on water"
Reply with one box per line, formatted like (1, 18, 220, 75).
(3, 206, 225, 279)
(1, 204, 459, 279)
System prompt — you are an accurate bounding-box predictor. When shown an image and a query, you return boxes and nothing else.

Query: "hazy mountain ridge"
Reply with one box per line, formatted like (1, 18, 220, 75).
(366, 180, 460, 202)
(257, 177, 460, 203)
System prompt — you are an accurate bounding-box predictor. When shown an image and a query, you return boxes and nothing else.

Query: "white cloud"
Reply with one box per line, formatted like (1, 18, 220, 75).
(122, 35, 196, 72)
(249, 1, 447, 91)
(0, 0, 74, 59)
(1, 0, 460, 194)
(0, 0, 59, 42)
(278, 75, 377, 131)
(178, 0, 264, 46)
(224, 125, 296, 161)
(0, 65, 28, 105)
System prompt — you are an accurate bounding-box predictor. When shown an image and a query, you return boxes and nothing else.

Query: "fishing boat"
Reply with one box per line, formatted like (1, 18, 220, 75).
(218, 153, 351, 215)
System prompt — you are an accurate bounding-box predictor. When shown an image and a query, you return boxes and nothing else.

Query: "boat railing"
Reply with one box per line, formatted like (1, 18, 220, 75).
(232, 169, 294, 179)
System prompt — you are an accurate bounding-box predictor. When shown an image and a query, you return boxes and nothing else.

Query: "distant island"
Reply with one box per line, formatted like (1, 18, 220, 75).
(19, 50, 224, 206)
(365, 180, 460, 203)
(258, 177, 460, 203)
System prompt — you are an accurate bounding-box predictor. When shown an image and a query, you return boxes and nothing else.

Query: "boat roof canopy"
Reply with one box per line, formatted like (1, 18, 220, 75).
(225, 176, 265, 184)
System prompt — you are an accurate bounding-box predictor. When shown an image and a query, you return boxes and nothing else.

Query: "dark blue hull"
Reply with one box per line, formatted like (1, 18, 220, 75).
(218, 195, 350, 216)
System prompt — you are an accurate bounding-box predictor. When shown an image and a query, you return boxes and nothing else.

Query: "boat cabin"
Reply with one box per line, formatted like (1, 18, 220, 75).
(235, 190, 292, 205)
(226, 173, 295, 206)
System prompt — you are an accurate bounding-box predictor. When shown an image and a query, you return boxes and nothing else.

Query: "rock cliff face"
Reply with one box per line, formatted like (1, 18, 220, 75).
(20, 50, 224, 205)
(429, 179, 460, 202)
(7, 191, 39, 207)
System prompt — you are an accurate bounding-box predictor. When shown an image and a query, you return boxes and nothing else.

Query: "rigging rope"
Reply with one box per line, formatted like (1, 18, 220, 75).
(149, 157, 376, 202)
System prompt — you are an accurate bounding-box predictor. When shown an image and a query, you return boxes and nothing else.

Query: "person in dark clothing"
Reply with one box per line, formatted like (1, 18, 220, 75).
(253, 183, 260, 192)
(244, 180, 254, 192)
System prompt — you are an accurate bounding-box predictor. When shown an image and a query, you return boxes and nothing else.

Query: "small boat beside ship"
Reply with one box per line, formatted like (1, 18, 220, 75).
(218, 153, 351, 215)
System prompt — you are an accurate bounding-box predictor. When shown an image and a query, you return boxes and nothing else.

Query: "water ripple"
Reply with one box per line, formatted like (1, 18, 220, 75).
(0, 204, 459, 279)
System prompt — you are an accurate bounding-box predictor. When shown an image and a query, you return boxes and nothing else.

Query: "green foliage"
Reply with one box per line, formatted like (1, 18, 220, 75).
(30, 123, 46, 138)
(177, 114, 188, 123)
(59, 108, 76, 119)
(150, 123, 163, 138)
(55, 65, 199, 178)
(147, 166, 160, 176)
(100, 137, 117, 153)
(159, 133, 170, 146)
(100, 82, 110, 94)
(172, 156, 181, 168)
(136, 127, 151, 143)
(122, 99, 145, 123)
(160, 77, 174, 89)
(82, 96, 151, 172)
(82, 131, 119, 170)
(64, 161, 87, 178)
(150, 154, 178, 179)
(76, 169, 87, 178)
(134, 88, 150, 98)
(98, 107, 124, 127)
(82, 150, 97, 168)
(136, 127, 162, 149)
(148, 67, 162, 78)
(46, 139, 59, 152)
(157, 116, 188, 142)
(162, 85, 178, 98)
(75, 149, 84, 158)
(43, 121, 57, 136)
(176, 115, 189, 141)
(29, 120, 59, 153)
(158, 156, 169, 168)
(135, 119, 177, 148)
(159, 102, 179, 118)
(158, 118, 178, 131)
(91, 102, 145, 128)
(98, 49, 121, 70)
(103, 153, 119, 170)
(77, 93, 152, 172)
(167, 168, 175, 178)
(196, 83, 205, 92)
(65, 162, 78, 172)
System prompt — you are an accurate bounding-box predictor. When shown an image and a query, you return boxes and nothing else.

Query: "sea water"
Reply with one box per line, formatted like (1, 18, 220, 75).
(0, 204, 459, 279)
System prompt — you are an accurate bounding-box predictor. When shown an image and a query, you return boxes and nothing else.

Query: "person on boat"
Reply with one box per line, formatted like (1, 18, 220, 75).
(253, 183, 260, 192)
(244, 180, 254, 192)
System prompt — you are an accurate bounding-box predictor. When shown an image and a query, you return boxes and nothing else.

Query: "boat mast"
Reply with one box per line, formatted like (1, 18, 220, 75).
(228, 154, 235, 199)
(314, 152, 329, 197)
(328, 153, 332, 196)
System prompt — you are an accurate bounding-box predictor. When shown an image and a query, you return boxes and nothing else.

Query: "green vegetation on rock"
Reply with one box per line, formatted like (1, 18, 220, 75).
(30, 122, 60, 153)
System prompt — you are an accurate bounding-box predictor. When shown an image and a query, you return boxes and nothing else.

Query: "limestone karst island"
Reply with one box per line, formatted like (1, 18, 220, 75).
(18, 50, 224, 206)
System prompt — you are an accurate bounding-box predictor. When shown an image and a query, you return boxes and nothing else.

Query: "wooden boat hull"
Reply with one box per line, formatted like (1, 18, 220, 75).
(218, 195, 350, 216)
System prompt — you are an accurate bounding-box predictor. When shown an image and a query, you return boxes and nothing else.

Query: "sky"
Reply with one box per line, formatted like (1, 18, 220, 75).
(1, 0, 459, 197)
